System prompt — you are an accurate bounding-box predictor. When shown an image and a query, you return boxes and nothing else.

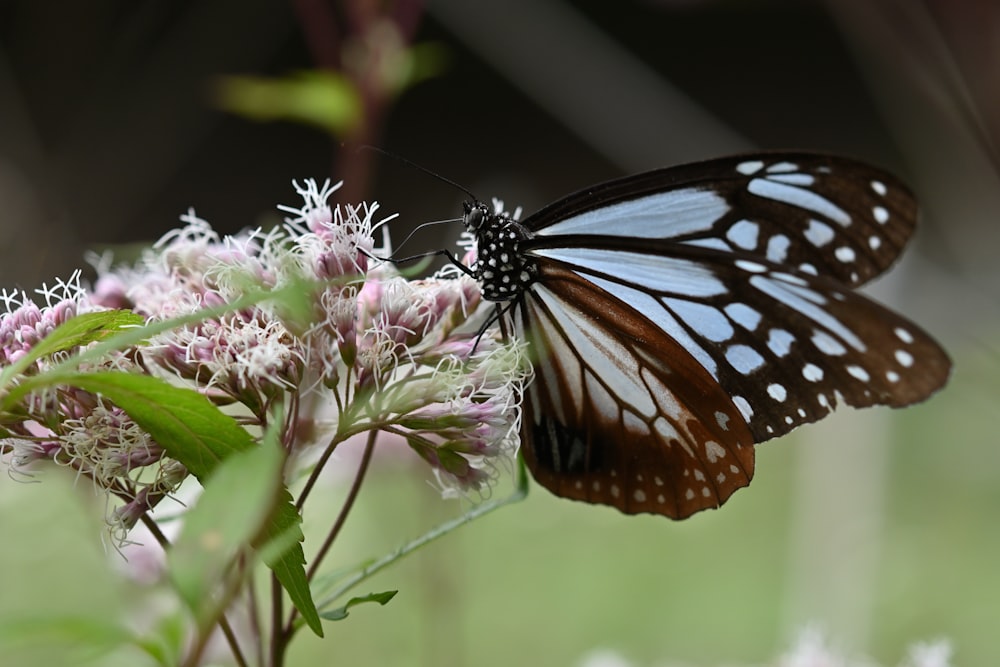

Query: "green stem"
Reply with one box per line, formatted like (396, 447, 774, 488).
(302, 456, 530, 631)
(269, 574, 284, 667)
(281, 429, 379, 643)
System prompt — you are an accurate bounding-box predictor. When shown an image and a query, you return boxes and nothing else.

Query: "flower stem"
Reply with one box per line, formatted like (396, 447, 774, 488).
(318, 456, 529, 610)
(281, 428, 379, 645)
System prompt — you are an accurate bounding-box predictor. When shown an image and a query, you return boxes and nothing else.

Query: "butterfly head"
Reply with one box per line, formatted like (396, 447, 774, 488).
(461, 200, 491, 234)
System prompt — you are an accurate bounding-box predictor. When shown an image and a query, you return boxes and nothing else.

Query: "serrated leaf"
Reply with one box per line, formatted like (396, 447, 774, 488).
(319, 590, 398, 621)
(62, 372, 323, 636)
(67, 372, 253, 477)
(257, 490, 318, 627)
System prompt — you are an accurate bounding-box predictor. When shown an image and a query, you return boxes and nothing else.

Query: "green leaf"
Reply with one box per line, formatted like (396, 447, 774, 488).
(319, 590, 398, 622)
(61, 372, 324, 637)
(258, 490, 319, 624)
(0, 309, 144, 388)
(169, 441, 284, 616)
(215, 71, 362, 135)
(32, 310, 145, 358)
(67, 372, 253, 476)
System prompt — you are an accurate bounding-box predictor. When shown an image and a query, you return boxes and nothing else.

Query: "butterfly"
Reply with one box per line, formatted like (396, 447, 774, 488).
(460, 153, 951, 519)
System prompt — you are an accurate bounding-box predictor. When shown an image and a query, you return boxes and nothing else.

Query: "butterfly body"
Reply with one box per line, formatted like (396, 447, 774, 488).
(462, 153, 950, 519)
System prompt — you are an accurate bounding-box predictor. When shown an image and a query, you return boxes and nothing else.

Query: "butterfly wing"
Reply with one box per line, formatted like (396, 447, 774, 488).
(505, 153, 949, 517)
(520, 245, 950, 445)
(525, 153, 917, 288)
(511, 264, 755, 519)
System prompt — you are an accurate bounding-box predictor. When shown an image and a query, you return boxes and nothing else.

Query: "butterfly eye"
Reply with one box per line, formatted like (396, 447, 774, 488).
(463, 202, 487, 232)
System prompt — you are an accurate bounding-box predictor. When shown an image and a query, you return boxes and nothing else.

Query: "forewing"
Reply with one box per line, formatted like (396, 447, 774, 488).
(524, 153, 916, 288)
(526, 245, 951, 443)
(511, 265, 755, 519)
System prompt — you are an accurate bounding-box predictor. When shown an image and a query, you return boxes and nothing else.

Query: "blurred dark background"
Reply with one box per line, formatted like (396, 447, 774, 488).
(3, 0, 998, 294)
(1, 1, 998, 665)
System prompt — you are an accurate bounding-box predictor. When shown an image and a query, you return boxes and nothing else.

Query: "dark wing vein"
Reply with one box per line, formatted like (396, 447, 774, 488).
(526, 244, 951, 442)
(523, 153, 916, 288)
(512, 265, 755, 519)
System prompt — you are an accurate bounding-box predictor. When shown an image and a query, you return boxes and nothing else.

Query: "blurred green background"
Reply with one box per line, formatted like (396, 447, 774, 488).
(0, 0, 997, 665)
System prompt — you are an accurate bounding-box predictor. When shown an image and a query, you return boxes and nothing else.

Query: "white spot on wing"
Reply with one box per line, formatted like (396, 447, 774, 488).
(895, 349, 914, 367)
(705, 441, 726, 462)
(802, 363, 824, 382)
(768, 383, 788, 402)
(894, 327, 914, 344)
(732, 395, 754, 421)
(736, 259, 767, 273)
(715, 411, 730, 431)
(873, 206, 889, 224)
(871, 180, 887, 196)
(535, 188, 729, 238)
(737, 160, 764, 175)
(767, 235, 791, 263)
(767, 161, 798, 173)
(724, 302, 762, 330)
(847, 365, 871, 382)
(540, 248, 727, 297)
(726, 344, 765, 374)
(726, 219, 760, 250)
(767, 328, 796, 357)
(749, 178, 851, 226)
(812, 330, 847, 355)
(663, 298, 734, 342)
(804, 219, 835, 247)
(769, 173, 815, 186)
(835, 246, 856, 263)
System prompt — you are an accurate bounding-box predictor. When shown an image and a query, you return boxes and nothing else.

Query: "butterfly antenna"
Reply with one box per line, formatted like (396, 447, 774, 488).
(358, 145, 479, 200)
(392, 216, 463, 254)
